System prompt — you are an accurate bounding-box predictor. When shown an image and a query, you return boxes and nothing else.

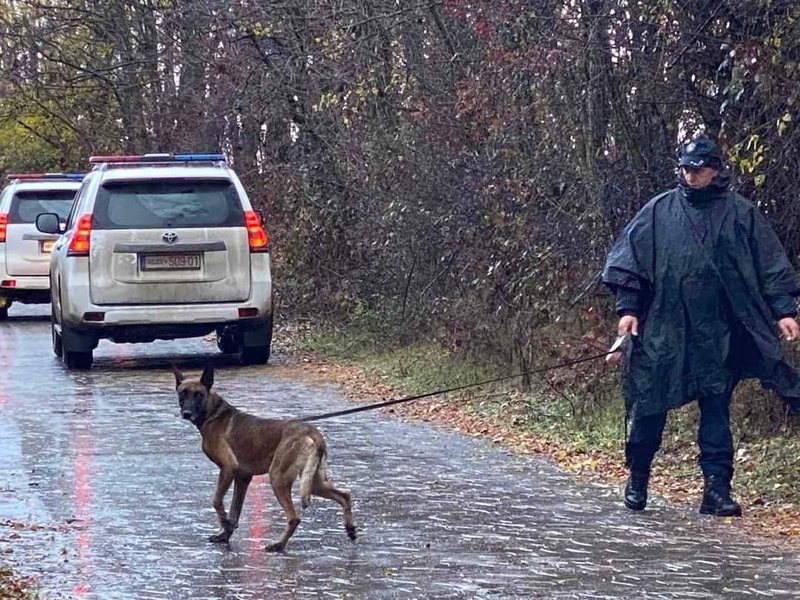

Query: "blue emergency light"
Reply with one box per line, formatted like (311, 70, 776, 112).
(5, 172, 86, 181)
(174, 154, 226, 162)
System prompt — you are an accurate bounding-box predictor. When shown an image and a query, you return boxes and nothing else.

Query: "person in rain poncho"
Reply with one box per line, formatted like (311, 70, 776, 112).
(602, 135, 800, 517)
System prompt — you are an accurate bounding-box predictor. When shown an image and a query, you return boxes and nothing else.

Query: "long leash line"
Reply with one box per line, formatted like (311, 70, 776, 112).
(300, 347, 619, 422)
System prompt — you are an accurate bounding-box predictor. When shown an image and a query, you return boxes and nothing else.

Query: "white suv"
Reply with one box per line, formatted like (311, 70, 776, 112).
(36, 154, 273, 369)
(0, 173, 84, 320)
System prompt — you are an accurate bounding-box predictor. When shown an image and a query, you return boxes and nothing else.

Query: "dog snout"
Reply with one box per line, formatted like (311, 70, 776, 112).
(181, 410, 193, 420)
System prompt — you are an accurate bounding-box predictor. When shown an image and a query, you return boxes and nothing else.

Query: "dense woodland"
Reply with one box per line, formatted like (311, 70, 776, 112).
(2, 1, 800, 428)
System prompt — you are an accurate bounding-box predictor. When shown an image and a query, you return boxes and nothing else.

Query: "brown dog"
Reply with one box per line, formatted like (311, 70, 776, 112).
(173, 365, 356, 552)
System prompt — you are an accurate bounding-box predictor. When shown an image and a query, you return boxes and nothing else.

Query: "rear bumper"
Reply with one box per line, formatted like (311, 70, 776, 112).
(59, 315, 271, 347)
(0, 272, 51, 305)
(80, 302, 271, 326)
(0, 257, 49, 288)
(62, 288, 271, 325)
(58, 253, 272, 341)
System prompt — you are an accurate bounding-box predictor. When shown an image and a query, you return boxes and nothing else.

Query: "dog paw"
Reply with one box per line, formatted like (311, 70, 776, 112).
(301, 497, 311, 509)
(265, 542, 285, 552)
(346, 525, 357, 541)
(208, 531, 231, 543)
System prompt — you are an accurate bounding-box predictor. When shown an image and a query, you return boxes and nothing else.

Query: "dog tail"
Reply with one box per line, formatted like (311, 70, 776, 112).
(299, 442, 325, 509)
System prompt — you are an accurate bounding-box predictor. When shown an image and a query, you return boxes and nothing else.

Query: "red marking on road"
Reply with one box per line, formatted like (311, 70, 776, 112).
(72, 400, 93, 595)
(0, 335, 8, 405)
(249, 476, 266, 558)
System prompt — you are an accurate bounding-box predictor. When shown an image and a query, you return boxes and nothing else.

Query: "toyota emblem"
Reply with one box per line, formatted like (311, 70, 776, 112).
(162, 231, 179, 244)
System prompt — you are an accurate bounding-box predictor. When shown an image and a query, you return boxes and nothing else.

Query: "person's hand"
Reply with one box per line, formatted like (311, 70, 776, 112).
(607, 316, 639, 366)
(618, 315, 639, 337)
(778, 317, 800, 341)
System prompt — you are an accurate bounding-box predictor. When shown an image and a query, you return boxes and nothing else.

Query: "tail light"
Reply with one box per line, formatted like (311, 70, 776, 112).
(244, 210, 268, 252)
(68, 214, 93, 256)
(0, 214, 7, 243)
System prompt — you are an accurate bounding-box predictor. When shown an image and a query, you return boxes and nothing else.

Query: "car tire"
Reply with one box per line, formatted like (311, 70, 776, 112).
(217, 329, 239, 354)
(237, 315, 273, 365)
(239, 344, 269, 365)
(52, 323, 63, 358)
(60, 319, 93, 369)
(63, 348, 93, 370)
(0, 307, 8, 321)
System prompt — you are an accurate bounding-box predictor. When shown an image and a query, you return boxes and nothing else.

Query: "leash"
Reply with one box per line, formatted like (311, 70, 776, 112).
(300, 342, 627, 422)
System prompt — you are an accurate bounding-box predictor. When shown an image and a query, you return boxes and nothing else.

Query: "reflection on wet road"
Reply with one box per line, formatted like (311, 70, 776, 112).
(1, 306, 799, 599)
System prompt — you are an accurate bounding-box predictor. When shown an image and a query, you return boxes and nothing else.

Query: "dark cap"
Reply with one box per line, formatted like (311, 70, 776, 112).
(678, 137, 722, 168)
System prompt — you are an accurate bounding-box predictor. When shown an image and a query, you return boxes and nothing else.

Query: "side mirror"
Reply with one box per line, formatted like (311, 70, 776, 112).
(36, 212, 62, 234)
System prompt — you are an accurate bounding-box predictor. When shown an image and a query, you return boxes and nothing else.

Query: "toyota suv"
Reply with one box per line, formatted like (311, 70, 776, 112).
(0, 173, 84, 320)
(36, 153, 273, 369)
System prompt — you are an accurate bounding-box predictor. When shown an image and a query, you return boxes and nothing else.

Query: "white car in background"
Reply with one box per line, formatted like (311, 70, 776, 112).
(0, 173, 84, 320)
(36, 153, 273, 369)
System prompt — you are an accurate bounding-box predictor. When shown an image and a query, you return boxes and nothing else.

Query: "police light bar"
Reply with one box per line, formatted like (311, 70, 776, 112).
(88, 153, 226, 164)
(5, 172, 86, 181)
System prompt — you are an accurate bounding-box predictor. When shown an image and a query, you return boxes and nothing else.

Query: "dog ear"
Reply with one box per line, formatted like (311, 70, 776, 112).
(172, 364, 184, 389)
(200, 364, 214, 390)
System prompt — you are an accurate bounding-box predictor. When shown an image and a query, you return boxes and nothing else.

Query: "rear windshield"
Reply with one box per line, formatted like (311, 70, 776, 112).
(92, 179, 244, 229)
(9, 190, 77, 224)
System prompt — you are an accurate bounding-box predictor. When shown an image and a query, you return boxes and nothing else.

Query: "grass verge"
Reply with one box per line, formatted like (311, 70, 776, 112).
(0, 565, 37, 599)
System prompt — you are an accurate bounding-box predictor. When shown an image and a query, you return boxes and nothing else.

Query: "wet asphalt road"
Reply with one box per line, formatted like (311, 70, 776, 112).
(1, 305, 799, 599)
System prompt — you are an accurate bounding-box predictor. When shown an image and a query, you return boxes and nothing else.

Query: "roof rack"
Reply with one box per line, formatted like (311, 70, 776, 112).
(6, 172, 86, 181)
(88, 153, 226, 165)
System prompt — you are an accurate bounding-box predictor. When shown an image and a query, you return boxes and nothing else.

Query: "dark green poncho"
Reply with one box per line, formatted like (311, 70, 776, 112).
(602, 174, 800, 417)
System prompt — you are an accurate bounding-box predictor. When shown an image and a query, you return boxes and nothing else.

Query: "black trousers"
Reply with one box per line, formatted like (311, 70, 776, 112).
(625, 392, 734, 480)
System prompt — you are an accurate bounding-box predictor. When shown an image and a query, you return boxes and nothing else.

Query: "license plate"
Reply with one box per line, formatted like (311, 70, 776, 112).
(40, 240, 55, 253)
(141, 253, 201, 271)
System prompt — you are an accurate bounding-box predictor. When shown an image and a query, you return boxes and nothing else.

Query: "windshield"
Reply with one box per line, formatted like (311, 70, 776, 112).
(93, 179, 244, 229)
(9, 190, 77, 223)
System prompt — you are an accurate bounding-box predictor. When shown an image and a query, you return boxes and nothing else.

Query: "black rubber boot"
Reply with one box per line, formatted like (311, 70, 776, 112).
(699, 474, 742, 517)
(624, 470, 650, 511)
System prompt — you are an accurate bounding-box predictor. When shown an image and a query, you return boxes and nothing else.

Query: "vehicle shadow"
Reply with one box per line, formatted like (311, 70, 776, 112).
(90, 353, 246, 372)
(90, 352, 284, 372)
(2, 314, 51, 323)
